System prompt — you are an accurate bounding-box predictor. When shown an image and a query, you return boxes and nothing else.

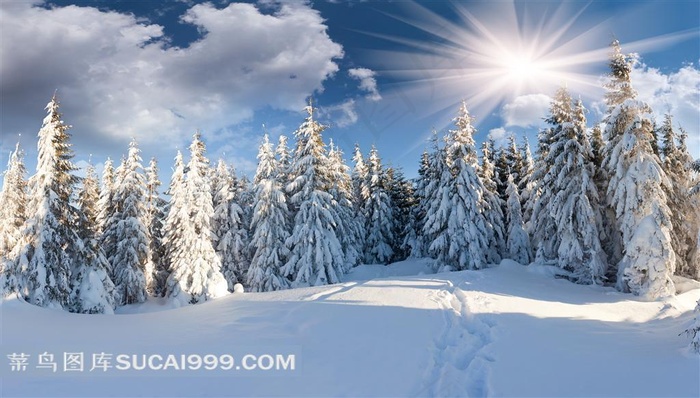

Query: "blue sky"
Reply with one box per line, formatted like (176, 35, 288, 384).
(1, 0, 698, 183)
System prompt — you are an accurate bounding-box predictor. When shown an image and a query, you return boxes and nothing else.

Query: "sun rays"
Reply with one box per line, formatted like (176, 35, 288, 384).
(365, 1, 697, 128)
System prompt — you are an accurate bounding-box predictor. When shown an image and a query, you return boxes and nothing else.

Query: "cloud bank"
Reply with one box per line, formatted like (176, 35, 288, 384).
(0, 1, 344, 151)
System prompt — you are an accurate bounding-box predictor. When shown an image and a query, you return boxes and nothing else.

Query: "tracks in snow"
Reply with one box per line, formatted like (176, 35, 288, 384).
(420, 280, 496, 397)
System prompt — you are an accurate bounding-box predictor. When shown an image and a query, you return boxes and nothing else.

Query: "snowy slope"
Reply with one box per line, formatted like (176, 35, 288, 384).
(2, 259, 699, 397)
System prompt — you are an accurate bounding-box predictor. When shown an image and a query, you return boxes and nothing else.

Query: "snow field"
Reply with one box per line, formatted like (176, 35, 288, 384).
(2, 258, 699, 397)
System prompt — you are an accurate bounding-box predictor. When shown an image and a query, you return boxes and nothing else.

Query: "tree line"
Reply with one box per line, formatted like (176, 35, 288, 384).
(0, 40, 698, 314)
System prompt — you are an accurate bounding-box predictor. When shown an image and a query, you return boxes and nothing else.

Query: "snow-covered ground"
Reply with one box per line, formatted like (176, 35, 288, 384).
(2, 259, 699, 397)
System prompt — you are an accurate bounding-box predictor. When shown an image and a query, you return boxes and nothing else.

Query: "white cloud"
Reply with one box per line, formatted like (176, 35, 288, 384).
(501, 94, 551, 128)
(348, 68, 382, 102)
(0, 1, 343, 150)
(488, 127, 508, 146)
(630, 62, 700, 158)
(318, 99, 358, 128)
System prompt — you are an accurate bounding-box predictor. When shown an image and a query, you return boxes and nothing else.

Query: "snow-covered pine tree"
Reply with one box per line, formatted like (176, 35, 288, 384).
(0, 143, 27, 295)
(478, 140, 506, 264)
(506, 135, 524, 189)
(441, 101, 490, 271)
(144, 157, 167, 296)
(161, 151, 186, 289)
(505, 174, 531, 265)
(247, 135, 290, 292)
(18, 94, 85, 309)
(96, 158, 115, 234)
(351, 144, 369, 250)
(660, 115, 697, 279)
(603, 42, 675, 299)
(601, 39, 636, 269)
(108, 140, 149, 305)
(96, 158, 116, 281)
(276, 135, 292, 187)
(402, 151, 430, 258)
(72, 162, 115, 313)
(531, 87, 573, 263)
(548, 97, 607, 284)
(232, 172, 253, 279)
(211, 158, 248, 290)
(283, 103, 345, 286)
(423, 134, 450, 269)
(363, 146, 395, 264)
(494, 148, 510, 212)
(79, 162, 100, 236)
(99, 157, 123, 280)
(526, 121, 557, 236)
(590, 124, 607, 199)
(328, 141, 362, 270)
(386, 166, 415, 261)
(166, 133, 229, 305)
(677, 130, 700, 279)
(352, 145, 369, 207)
(518, 136, 535, 224)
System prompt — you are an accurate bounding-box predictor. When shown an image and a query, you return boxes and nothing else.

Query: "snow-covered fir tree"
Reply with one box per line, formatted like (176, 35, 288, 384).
(107, 140, 149, 305)
(0, 143, 27, 295)
(96, 158, 116, 270)
(283, 103, 345, 287)
(677, 130, 700, 279)
(590, 124, 607, 200)
(363, 146, 395, 264)
(144, 158, 167, 296)
(166, 133, 229, 305)
(518, 136, 535, 225)
(423, 133, 450, 269)
(601, 39, 637, 269)
(478, 140, 506, 264)
(505, 135, 524, 189)
(276, 135, 292, 182)
(351, 144, 370, 208)
(494, 148, 510, 212)
(161, 151, 186, 288)
(437, 101, 490, 271)
(211, 158, 248, 290)
(18, 94, 86, 309)
(72, 162, 115, 314)
(385, 166, 415, 261)
(527, 121, 557, 237)
(505, 174, 531, 265)
(549, 96, 607, 284)
(403, 151, 430, 258)
(231, 172, 253, 278)
(328, 141, 362, 270)
(78, 162, 100, 235)
(603, 41, 675, 299)
(247, 135, 290, 292)
(351, 144, 369, 248)
(660, 114, 697, 279)
(531, 87, 573, 263)
(95, 158, 116, 234)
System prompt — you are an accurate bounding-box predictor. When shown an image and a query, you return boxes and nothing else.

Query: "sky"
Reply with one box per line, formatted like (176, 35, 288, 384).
(1, 0, 698, 183)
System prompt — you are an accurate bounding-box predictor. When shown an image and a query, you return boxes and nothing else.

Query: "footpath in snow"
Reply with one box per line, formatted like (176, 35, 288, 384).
(1, 259, 699, 397)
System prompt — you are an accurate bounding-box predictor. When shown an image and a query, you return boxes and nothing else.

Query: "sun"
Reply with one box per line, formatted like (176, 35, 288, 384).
(500, 52, 546, 89)
(507, 55, 537, 80)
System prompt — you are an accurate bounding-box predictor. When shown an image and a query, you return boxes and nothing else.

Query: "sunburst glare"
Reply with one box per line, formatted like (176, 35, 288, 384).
(365, 1, 697, 128)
